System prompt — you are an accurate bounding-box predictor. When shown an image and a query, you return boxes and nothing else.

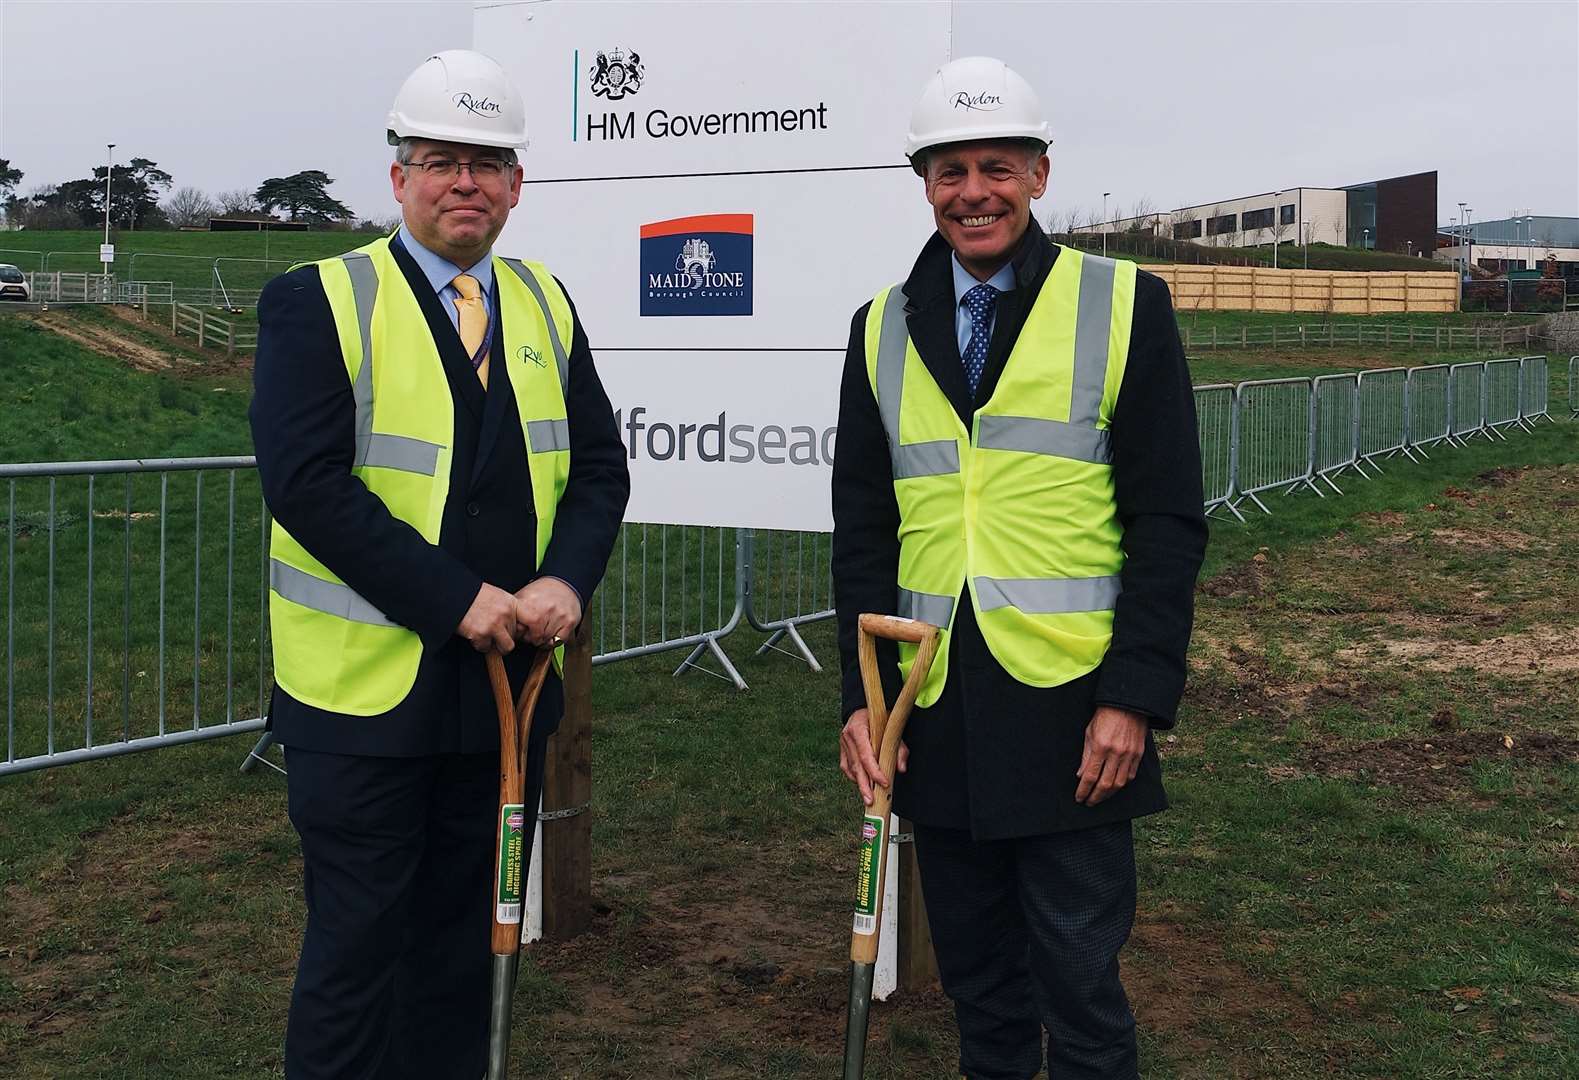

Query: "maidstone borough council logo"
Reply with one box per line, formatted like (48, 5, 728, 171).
(639, 214, 753, 318)
(589, 47, 644, 100)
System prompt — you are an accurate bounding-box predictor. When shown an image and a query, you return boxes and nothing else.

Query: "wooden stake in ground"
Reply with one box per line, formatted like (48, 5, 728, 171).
(485, 645, 555, 1080)
(844, 613, 941, 1080)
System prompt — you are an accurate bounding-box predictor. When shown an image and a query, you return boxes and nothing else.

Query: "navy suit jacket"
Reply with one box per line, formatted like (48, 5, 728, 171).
(250, 236, 630, 756)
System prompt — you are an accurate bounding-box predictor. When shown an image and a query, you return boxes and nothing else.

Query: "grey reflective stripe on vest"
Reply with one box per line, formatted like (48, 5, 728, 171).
(875, 284, 960, 480)
(270, 559, 396, 627)
(976, 251, 1117, 464)
(340, 252, 380, 469)
(894, 439, 959, 479)
(357, 433, 443, 475)
(499, 258, 570, 388)
(897, 587, 956, 629)
(976, 415, 1111, 465)
(526, 418, 571, 453)
(1071, 253, 1116, 427)
(973, 574, 1122, 614)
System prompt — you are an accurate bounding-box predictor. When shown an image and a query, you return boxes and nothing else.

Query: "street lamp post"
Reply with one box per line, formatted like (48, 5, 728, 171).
(1102, 191, 1111, 257)
(103, 143, 115, 246)
(1457, 201, 1467, 275)
(1272, 190, 1281, 269)
(1465, 207, 1473, 274)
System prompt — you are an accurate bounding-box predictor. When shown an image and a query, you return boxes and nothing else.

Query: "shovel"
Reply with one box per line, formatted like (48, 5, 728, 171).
(484, 644, 555, 1080)
(843, 613, 941, 1080)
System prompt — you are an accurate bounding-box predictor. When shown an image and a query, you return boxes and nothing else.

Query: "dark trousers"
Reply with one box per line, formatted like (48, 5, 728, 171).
(283, 740, 547, 1080)
(913, 820, 1138, 1080)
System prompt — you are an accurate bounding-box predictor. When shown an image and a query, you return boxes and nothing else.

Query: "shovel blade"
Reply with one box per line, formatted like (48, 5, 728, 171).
(485, 952, 515, 1080)
(843, 960, 876, 1080)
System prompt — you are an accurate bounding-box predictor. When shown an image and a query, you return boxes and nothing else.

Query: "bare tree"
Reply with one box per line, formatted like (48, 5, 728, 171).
(164, 186, 219, 228)
(1205, 204, 1227, 248)
(1124, 197, 1156, 234)
(216, 188, 260, 216)
(356, 214, 404, 234)
(1270, 213, 1294, 249)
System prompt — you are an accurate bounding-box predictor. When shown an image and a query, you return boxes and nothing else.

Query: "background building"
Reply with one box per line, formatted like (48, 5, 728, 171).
(1082, 171, 1439, 259)
(1436, 215, 1579, 279)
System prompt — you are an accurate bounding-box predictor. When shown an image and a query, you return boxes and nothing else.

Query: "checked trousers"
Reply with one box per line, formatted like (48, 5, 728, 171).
(913, 819, 1139, 1080)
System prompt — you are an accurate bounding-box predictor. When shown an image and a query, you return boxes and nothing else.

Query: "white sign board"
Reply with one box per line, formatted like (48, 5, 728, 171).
(478, 1, 951, 530)
(99, 243, 115, 264)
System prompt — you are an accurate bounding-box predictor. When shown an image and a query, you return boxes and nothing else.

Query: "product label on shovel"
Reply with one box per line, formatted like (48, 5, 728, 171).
(852, 814, 884, 935)
(496, 803, 526, 924)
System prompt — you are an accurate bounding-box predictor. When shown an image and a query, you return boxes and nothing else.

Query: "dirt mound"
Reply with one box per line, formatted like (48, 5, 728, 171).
(1124, 903, 1340, 1075)
(22, 310, 179, 371)
(1336, 624, 1579, 675)
(1300, 731, 1579, 801)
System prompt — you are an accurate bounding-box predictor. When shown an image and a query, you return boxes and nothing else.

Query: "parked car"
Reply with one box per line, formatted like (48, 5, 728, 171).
(0, 264, 30, 301)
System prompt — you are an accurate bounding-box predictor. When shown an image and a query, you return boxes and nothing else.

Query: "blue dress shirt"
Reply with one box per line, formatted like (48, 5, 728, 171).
(952, 254, 1017, 356)
(396, 225, 495, 343)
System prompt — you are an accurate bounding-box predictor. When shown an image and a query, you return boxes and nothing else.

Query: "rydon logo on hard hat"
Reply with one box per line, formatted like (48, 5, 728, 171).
(387, 49, 529, 150)
(905, 56, 1052, 171)
(952, 91, 1004, 113)
(453, 92, 504, 118)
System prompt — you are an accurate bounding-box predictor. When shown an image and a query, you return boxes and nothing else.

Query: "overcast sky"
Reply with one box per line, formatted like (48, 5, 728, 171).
(2, 0, 1575, 227)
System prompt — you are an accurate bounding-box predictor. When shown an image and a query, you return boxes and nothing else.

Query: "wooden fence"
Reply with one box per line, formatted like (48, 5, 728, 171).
(1151, 264, 1460, 314)
(168, 302, 257, 356)
(1179, 321, 1540, 352)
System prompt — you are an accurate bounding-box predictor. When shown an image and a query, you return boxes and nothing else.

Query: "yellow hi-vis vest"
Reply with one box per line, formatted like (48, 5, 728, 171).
(864, 246, 1136, 707)
(267, 235, 573, 715)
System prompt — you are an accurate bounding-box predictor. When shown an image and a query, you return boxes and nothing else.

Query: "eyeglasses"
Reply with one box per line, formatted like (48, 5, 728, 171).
(404, 158, 511, 181)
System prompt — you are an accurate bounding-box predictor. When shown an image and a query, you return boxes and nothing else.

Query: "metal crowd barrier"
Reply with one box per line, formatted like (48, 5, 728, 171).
(1517, 356, 1551, 426)
(588, 522, 746, 690)
(1406, 365, 1452, 452)
(1230, 378, 1319, 514)
(742, 529, 834, 672)
(1448, 361, 1488, 444)
(2, 356, 1568, 774)
(1312, 373, 1362, 491)
(1, 458, 270, 778)
(1194, 384, 1240, 521)
(1357, 368, 1412, 466)
(1482, 358, 1523, 438)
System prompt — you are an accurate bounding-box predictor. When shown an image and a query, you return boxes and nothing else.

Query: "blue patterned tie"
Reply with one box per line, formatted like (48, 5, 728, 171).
(960, 283, 999, 396)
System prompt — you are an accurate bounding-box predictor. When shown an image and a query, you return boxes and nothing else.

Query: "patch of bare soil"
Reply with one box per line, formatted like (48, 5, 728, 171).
(1337, 624, 1579, 676)
(1197, 551, 1272, 600)
(1300, 731, 1579, 802)
(0, 817, 243, 1041)
(1372, 526, 1538, 551)
(104, 305, 256, 378)
(1124, 903, 1344, 1076)
(24, 310, 176, 372)
(528, 874, 879, 1068)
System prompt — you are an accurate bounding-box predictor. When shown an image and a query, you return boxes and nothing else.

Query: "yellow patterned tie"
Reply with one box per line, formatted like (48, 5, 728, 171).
(451, 273, 489, 388)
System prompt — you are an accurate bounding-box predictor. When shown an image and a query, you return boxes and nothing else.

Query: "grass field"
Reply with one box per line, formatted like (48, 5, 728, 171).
(0, 228, 372, 302)
(1, 313, 1577, 1077)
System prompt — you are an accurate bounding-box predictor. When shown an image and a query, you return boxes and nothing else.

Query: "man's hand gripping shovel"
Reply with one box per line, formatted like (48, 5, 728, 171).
(842, 613, 941, 1080)
(484, 644, 555, 1080)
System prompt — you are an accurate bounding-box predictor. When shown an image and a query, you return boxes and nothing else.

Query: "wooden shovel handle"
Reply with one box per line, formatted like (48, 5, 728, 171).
(858, 612, 934, 644)
(849, 614, 941, 963)
(487, 646, 556, 956)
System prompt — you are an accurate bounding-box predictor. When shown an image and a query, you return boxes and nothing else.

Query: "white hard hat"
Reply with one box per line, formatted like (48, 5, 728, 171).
(904, 56, 1052, 170)
(386, 49, 528, 151)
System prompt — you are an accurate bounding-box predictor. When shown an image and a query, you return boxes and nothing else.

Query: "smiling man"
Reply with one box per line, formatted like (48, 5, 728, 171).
(833, 57, 1207, 1079)
(250, 50, 628, 1079)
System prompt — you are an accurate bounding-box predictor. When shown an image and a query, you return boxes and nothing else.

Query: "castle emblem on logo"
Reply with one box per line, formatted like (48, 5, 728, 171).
(675, 239, 715, 290)
(589, 47, 644, 100)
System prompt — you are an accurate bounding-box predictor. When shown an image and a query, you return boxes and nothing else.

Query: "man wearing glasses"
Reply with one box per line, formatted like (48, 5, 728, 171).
(250, 50, 628, 1078)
